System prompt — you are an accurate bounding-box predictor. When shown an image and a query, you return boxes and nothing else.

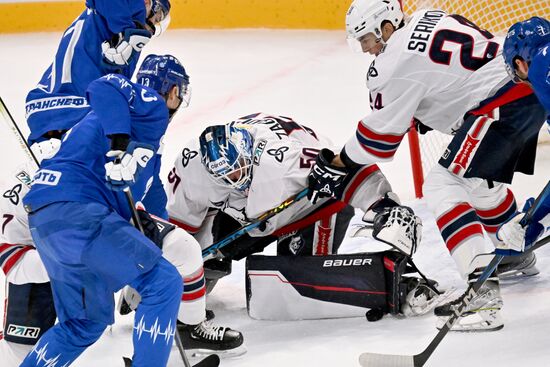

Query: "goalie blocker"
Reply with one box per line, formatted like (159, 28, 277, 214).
(246, 251, 433, 320)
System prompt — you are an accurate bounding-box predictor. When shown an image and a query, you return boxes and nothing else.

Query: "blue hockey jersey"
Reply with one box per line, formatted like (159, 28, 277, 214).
(24, 74, 168, 221)
(529, 43, 550, 115)
(25, 0, 146, 144)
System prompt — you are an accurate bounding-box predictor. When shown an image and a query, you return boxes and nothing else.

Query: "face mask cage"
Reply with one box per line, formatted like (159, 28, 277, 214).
(202, 127, 254, 192)
(208, 155, 253, 192)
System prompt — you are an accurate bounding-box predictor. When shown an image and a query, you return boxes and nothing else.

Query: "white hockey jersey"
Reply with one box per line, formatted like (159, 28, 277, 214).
(344, 9, 511, 165)
(0, 162, 48, 284)
(166, 113, 391, 244)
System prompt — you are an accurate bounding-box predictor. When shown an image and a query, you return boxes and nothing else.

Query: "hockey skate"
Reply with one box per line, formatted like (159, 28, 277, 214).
(401, 277, 455, 317)
(434, 278, 503, 332)
(496, 251, 539, 280)
(178, 320, 246, 358)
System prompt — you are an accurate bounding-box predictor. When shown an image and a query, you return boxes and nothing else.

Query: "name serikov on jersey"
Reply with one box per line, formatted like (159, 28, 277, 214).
(407, 10, 446, 53)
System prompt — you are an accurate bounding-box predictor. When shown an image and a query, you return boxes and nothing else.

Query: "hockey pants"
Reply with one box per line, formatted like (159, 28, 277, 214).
(20, 201, 182, 367)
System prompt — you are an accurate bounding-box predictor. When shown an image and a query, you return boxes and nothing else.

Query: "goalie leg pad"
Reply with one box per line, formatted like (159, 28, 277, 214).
(245, 251, 414, 320)
(4, 282, 56, 345)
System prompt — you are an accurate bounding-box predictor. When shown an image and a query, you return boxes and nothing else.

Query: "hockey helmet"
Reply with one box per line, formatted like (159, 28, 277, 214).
(503, 17, 550, 82)
(136, 54, 191, 108)
(345, 0, 404, 41)
(147, 0, 171, 36)
(199, 124, 255, 192)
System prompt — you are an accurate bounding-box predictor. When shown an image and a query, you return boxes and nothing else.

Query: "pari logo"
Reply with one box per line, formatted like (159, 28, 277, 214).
(7, 324, 41, 339)
(33, 170, 62, 186)
(323, 258, 373, 267)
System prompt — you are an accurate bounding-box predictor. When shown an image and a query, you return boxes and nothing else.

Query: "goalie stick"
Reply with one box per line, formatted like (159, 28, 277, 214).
(202, 188, 309, 260)
(124, 189, 220, 367)
(358, 181, 550, 367)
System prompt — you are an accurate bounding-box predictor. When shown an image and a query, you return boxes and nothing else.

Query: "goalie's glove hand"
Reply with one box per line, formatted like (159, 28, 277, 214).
(30, 138, 61, 163)
(372, 206, 422, 257)
(101, 27, 151, 68)
(105, 141, 154, 191)
(496, 198, 546, 255)
(307, 149, 348, 205)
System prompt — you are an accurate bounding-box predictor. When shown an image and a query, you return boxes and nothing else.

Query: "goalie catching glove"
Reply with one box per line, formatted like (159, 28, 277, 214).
(372, 206, 422, 257)
(105, 138, 154, 191)
(101, 26, 151, 69)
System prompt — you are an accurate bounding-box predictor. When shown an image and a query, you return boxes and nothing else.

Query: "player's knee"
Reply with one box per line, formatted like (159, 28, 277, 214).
(162, 228, 203, 277)
(142, 259, 183, 302)
(60, 319, 107, 346)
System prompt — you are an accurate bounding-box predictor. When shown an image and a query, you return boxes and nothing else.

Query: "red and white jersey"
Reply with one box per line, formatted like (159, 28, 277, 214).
(0, 162, 48, 284)
(166, 113, 391, 240)
(345, 9, 510, 165)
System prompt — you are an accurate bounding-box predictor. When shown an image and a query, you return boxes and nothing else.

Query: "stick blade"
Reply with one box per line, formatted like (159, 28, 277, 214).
(359, 352, 416, 367)
(193, 354, 221, 367)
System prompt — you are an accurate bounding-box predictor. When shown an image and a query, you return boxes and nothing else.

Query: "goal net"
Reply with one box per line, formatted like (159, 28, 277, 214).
(400, 0, 550, 197)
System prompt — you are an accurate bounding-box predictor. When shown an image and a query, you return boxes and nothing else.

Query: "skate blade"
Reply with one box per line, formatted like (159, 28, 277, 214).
(498, 266, 540, 281)
(436, 310, 504, 332)
(189, 345, 247, 359)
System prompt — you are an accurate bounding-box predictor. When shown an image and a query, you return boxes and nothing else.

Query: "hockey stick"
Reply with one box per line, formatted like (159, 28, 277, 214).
(0, 97, 39, 167)
(359, 181, 550, 367)
(202, 188, 309, 260)
(124, 189, 220, 367)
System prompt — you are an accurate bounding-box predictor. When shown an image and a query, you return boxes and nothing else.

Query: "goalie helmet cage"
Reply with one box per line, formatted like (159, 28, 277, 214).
(398, 0, 550, 198)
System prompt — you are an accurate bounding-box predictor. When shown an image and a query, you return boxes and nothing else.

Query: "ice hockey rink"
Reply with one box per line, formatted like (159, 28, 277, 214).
(0, 28, 549, 366)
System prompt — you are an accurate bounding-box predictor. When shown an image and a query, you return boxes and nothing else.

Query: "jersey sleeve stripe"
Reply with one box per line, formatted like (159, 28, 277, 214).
(169, 217, 200, 234)
(0, 244, 33, 275)
(355, 122, 404, 159)
(342, 165, 381, 203)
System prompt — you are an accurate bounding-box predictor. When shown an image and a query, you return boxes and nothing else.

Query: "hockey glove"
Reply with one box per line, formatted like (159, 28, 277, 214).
(105, 141, 154, 191)
(101, 27, 151, 69)
(137, 209, 163, 248)
(307, 149, 348, 205)
(496, 198, 548, 255)
(30, 138, 61, 163)
(372, 206, 422, 257)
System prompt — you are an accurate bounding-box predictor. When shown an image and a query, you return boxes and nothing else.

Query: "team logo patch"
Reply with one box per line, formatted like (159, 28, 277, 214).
(253, 139, 267, 165)
(367, 61, 378, 80)
(33, 169, 62, 186)
(6, 324, 40, 339)
(267, 146, 289, 163)
(15, 170, 33, 187)
(3, 184, 22, 205)
(181, 148, 198, 167)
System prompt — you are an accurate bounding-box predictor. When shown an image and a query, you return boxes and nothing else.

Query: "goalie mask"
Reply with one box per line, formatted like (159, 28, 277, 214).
(200, 124, 254, 192)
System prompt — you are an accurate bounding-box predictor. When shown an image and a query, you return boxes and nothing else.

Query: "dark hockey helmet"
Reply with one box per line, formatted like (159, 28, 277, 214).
(199, 124, 255, 192)
(136, 54, 191, 108)
(147, 0, 171, 36)
(503, 17, 550, 81)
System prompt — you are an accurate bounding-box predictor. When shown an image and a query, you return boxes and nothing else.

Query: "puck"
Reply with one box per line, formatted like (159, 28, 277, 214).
(366, 308, 384, 322)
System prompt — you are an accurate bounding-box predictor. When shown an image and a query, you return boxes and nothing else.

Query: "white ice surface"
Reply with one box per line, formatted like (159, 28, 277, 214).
(0, 29, 549, 367)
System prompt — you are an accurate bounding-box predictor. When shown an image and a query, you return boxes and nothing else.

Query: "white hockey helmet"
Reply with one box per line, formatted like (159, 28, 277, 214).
(345, 0, 404, 40)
